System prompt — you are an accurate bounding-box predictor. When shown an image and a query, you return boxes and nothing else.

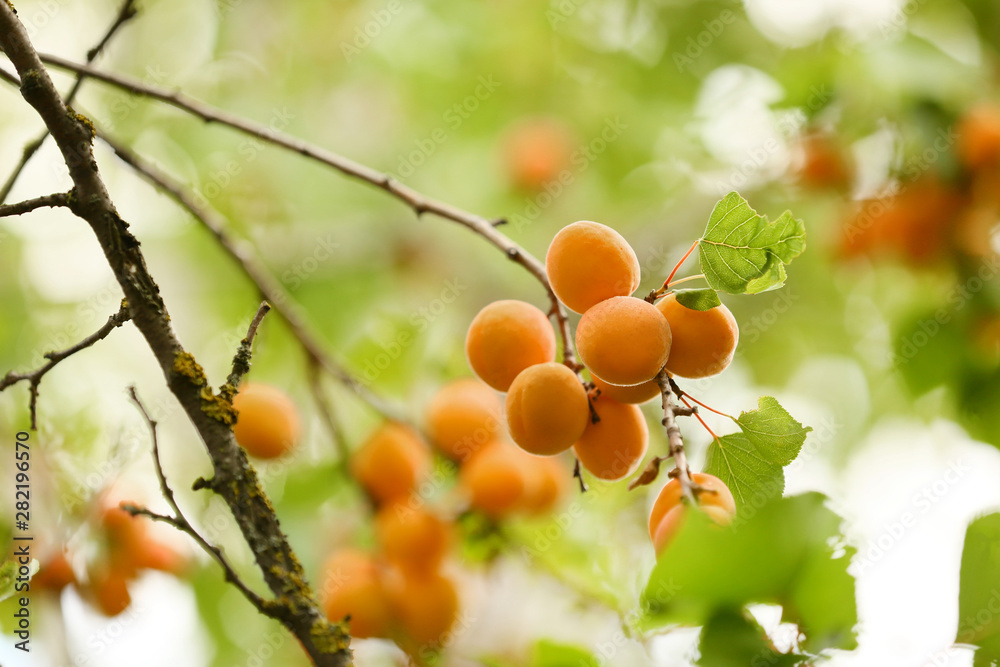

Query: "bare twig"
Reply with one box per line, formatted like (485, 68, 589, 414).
(0, 191, 70, 217)
(123, 387, 271, 614)
(306, 361, 350, 465)
(655, 370, 698, 504)
(223, 300, 270, 396)
(572, 458, 588, 493)
(26, 53, 578, 368)
(0, 7, 349, 664)
(0, 0, 138, 203)
(0, 303, 130, 428)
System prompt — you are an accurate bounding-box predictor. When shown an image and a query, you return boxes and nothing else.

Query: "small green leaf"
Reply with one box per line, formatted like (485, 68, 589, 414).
(957, 513, 1000, 661)
(698, 608, 806, 667)
(698, 193, 806, 295)
(704, 433, 784, 511)
(530, 639, 600, 667)
(673, 288, 722, 311)
(736, 396, 812, 466)
(642, 494, 857, 652)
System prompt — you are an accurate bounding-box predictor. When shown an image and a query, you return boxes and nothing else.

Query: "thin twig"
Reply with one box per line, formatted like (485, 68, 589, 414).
(26, 53, 578, 368)
(306, 361, 350, 465)
(223, 300, 270, 396)
(0, 191, 70, 217)
(0, 303, 130, 428)
(0, 0, 138, 204)
(572, 458, 588, 493)
(123, 387, 273, 616)
(655, 370, 698, 504)
(96, 129, 406, 422)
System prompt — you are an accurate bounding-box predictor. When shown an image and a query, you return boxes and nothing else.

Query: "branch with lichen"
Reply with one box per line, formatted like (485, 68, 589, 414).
(0, 302, 130, 429)
(0, 5, 350, 665)
(14, 51, 579, 369)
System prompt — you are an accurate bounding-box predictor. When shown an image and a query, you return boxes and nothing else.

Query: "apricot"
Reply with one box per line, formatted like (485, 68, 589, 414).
(91, 568, 132, 616)
(591, 373, 660, 404)
(505, 362, 589, 456)
(796, 132, 850, 189)
(521, 456, 568, 515)
(576, 296, 671, 386)
(504, 116, 574, 190)
(647, 473, 736, 553)
(375, 503, 453, 574)
(34, 552, 75, 592)
(655, 294, 738, 379)
(351, 423, 431, 505)
(571, 394, 648, 481)
(546, 221, 641, 314)
(459, 442, 529, 517)
(232, 383, 301, 459)
(320, 549, 392, 639)
(385, 568, 459, 646)
(957, 105, 1000, 171)
(426, 378, 503, 461)
(466, 300, 557, 391)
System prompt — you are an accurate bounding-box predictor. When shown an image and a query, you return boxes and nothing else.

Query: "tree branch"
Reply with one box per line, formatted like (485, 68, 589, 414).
(0, 302, 130, 429)
(0, 191, 70, 218)
(655, 370, 698, 504)
(25, 52, 578, 368)
(0, 0, 138, 204)
(0, 6, 350, 665)
(122, 386, 274, 616)
(223, 300, 270, 397)
(95, 129, 407, 423)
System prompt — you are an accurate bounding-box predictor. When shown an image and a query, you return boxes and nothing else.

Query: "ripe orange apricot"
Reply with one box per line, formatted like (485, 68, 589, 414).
(320, 548, 392, 639)
(655, 294, 738, 379)
(385, 568, 459, 646)
(232, 383, 301, 459)
(504, 117, 574, 190)
(34, 552, 76, 592)
(647, 472, 736, 544)
(91, 567, 132, 616)
(576, 296, 671, 386)
(796, 132, 850, 189)
(134, 542, 185, 575)
(459, 442, 529, 517)
(505, 362, 589, 456)
(546, 221, 642, 314)
(376, 503, 453, 574)
(957, 105, 1000, 171)
(466, 300, 557, 391)
(521, 456, 568, 515)
(591, 373, 660, 404)
(426, 378, 503, 461)
(351, 423, 431, 505)
(572, 395, 648, 481)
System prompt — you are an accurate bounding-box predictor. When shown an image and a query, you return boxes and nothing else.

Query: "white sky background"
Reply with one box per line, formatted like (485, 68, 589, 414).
(2, 0, 999, 665)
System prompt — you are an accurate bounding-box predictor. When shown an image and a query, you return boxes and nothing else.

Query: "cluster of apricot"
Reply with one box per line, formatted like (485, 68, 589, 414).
(465, 220, 740, 553)
(33, 501, 185, 616)
(316, 423, 457, 651)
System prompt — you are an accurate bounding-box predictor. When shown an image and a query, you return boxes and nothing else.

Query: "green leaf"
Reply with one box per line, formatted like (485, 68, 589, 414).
(642, 494, 857, 652)
(530, 639, 600, 667)
(0, 558, 37, 603)
(698, 193, 806, 295)
(697, 608, 805, 667)
(736, 396, 812, 466)
(704, 433, 784, 512)
(957, 513, 1000, 662)
(673, 288, 722, 311)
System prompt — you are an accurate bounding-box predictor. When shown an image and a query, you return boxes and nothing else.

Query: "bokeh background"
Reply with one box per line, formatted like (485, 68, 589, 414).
(2, 0, 1000, 665)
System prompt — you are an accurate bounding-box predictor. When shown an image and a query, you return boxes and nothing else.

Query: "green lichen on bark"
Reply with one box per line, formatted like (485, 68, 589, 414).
(310, 620, 350, 655)
(172, 350, 206, 386)
(200, 385, 237, 425)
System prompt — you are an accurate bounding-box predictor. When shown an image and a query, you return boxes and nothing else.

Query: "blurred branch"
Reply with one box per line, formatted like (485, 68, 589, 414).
(0, 6, 350, 665)
(0, 302, 130, 429)
(95, 129, 406, 423)
(0, 191, 70, 217)
(306, 361, 351, 466)
(122, 386, 274, 616)
(0, 0, 138, 204)
(27, 52, 579, 368)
